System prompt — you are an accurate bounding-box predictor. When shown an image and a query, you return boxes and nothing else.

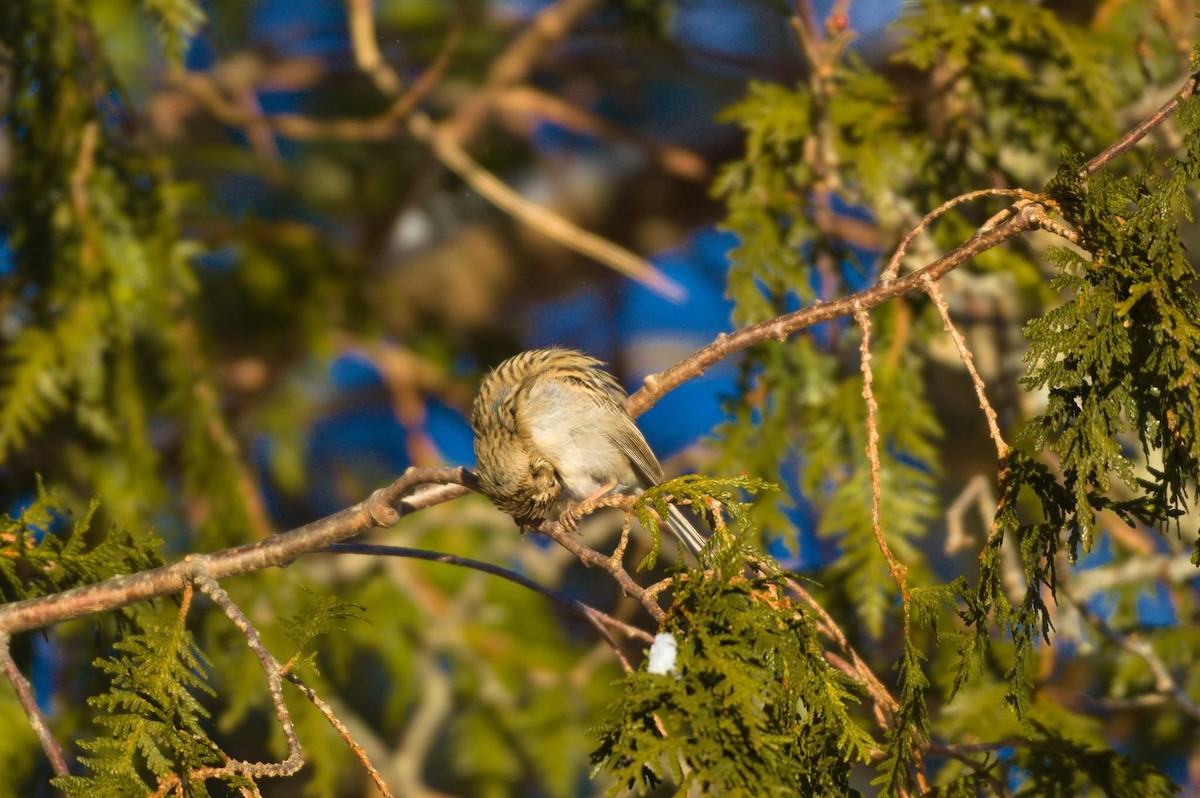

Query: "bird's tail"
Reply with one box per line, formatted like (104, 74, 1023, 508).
(664, 503, 710, 563)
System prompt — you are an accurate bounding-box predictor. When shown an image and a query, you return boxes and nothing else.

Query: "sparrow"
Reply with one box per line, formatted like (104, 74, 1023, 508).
(471, 348, 709, 560)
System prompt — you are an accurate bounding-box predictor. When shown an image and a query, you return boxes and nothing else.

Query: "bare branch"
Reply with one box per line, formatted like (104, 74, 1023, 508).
(854, 306, 911, 603)
(0, 632, 70, 778)
(0, 467, 472, 636)
(923, 275, 1009, 458)
(191, 566, 303, 780)
(284, 674, 394, 798)
(1083, 70, 1200, 175)
(536, 520, 668, 624)
(881, 189, 1041, 282)
(626, 204, 1042, 418)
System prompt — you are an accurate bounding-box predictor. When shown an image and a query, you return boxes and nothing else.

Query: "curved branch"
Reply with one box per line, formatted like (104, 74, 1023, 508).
(626, 203, 1043, 418)
(327, 542, 654, 644)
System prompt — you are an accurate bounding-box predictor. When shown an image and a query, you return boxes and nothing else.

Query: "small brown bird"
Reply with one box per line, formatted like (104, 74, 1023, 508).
(471, 348, 708, 559)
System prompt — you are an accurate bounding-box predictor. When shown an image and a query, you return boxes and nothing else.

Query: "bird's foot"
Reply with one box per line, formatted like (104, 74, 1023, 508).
(559, 491, 629, 532)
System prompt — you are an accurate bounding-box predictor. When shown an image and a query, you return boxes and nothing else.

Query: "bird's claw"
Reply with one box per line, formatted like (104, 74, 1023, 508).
(559, 493, 633, 532)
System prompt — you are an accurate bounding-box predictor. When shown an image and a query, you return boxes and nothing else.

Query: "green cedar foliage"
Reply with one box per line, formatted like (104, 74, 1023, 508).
(591, 521, 873, 796)
(957, 95, 1200, 717)
(52, 612, 224, 797)
(1013, 722, 1180, 798)
(0, 0, 254, 549)
(0, 486, 163, 604)
(705, 0, 1194, 794)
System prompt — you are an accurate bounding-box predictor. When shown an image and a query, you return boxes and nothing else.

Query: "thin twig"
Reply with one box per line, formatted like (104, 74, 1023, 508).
(853, 306, 910, 602)
(626, 203, 1046, 418)
(881, 188, 1042, 281)
(191, 565, 304, 779)
(327, 543, 654, 644)
(923, 276, 1009, 458)
(537, 521, 667, 624)
(0, 632, 70, 778)
(284, 673, 394, 798)
(1083, 70, 1200, 175)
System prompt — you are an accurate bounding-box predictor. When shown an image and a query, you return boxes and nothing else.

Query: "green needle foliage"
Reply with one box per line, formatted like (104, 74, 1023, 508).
(591, 525, 873, 797)
(0, 487, 163, 604)
(52, 613, 224, 797)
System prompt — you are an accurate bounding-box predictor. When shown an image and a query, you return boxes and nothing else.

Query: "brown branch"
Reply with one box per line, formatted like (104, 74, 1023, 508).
(0, 632, 70, 778)
(284, 674, 394, 798)
(627, 65, 1200, 417)
(923, 276, 1009, 458)
(0, 467, 472, 636)
(881, 188, 1042, 281)
(191, 567, 304, 780)
(1082, 70, 1200, 175)
(536, 521, 667, 624)
(625, 203, 1044, 418)
(854, 307, 910, 602)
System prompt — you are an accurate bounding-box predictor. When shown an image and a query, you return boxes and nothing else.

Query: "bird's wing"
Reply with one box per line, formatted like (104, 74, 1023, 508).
(605, 409, 665, 487)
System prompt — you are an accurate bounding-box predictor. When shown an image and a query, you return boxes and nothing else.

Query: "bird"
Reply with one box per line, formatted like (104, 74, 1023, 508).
(471, 348, 709, 560)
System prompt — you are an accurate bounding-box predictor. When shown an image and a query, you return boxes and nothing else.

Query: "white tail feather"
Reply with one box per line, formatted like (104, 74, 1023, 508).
(665, 504, 709, 562)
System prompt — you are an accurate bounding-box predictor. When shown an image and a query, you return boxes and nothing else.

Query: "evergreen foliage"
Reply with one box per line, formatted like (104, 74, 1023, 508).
(591, 521, 873, 796)
(52, 612, 224, 796)
(0, 487, 163, 604)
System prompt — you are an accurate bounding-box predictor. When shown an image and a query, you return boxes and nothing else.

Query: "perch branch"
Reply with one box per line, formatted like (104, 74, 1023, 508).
(0, 468, 472, 635)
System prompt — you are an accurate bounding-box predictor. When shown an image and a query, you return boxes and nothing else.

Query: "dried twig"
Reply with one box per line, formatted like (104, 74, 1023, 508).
(853, 306, 911, 602)
(923, 275, 1009, 458)
(0, 632, 70, 778)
